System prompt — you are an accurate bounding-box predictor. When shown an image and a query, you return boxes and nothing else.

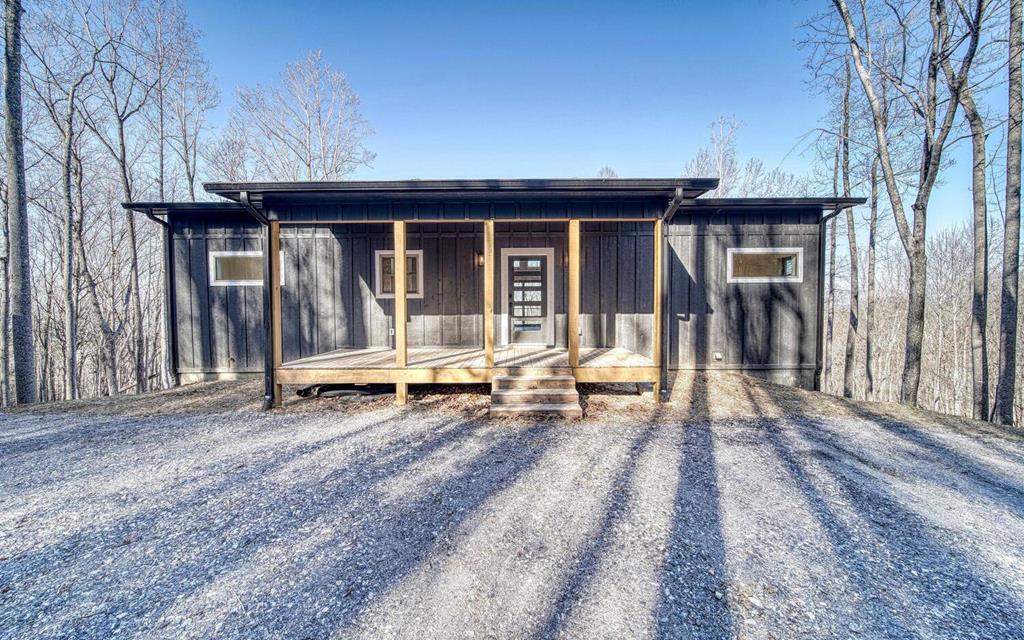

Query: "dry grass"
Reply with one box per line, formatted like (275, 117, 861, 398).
(5, 372, 1021, 443)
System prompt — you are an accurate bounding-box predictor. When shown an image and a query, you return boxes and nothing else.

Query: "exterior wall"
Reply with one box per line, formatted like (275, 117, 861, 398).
(580, 222, 654, 356)
(264, 198, 665, 222)
(280, 223, 484, 362)
(665, 206, 821, 389)
(171, 213, 265, 375)
(167, 200, 823, 389)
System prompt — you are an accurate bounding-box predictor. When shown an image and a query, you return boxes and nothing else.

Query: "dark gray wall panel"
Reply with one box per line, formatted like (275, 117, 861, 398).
(579, 222, 655, 356)
(666, 208, 820, 388)
(171, 214, 263, 373)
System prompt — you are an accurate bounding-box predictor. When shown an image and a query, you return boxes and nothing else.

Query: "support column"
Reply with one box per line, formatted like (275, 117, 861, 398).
(483, 220, 495, 369)
(652, 218, 664, 402)
(568, 219, 581, 368)
(269, 220, 283, 407)
(394, 221, 408, 404)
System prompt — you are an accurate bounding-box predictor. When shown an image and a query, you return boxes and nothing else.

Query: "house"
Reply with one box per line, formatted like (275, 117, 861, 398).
(125, 179, 863, 416)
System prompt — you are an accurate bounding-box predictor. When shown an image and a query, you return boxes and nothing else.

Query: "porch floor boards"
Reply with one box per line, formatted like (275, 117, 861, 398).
(280, 345, 653, 370)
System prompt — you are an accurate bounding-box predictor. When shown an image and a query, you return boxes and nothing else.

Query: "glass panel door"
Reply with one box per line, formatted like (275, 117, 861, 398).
(508, 255, 550, 344)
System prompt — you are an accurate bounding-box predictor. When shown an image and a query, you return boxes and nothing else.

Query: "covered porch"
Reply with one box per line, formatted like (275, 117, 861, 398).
(266, 216, 666, 406)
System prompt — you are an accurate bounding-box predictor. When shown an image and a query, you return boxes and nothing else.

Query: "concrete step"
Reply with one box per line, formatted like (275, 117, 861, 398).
(488, 402, 583, 419)
(492, 375, 577, 391)
(491, 388, 580, 405)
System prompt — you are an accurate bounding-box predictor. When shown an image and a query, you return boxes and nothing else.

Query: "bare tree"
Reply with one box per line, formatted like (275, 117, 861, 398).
(596, 165, 618, 178)
(684, 116, 809, 196)
(79, 0, 155, 394)
(224, 50, 373, 181)
(840, 59, 860, 399)
(5, 0, 37, 404)
(23, 0, 110, 400)
(995, 0, 1022, 424)
(864, 155, 879, 399)
(831, 0, 985, 406)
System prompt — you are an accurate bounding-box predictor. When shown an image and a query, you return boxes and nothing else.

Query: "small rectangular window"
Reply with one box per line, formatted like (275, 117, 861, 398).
(209, 251, 263, 286)
(727, 248, 803, 283)
(375, 249, 424, 298)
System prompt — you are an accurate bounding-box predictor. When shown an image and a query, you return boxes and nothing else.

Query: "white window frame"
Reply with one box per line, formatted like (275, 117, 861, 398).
(726, 247, 804, 284)
(374, 249, 425, 299)
(208, 250, 284, 287)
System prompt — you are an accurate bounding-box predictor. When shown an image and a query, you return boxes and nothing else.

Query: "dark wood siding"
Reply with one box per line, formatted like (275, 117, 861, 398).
(171, 213, 265, 373)
(666, 207, 820, 388)
(264, 198, 665, 222)
(579, 222, 655, 356)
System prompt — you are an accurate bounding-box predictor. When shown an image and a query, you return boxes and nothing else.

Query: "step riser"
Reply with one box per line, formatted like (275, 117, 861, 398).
(492, 378, 577, 391)
(492, 392, 580, 405)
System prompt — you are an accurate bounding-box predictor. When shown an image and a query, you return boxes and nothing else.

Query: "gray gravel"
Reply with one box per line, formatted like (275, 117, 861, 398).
(2, 385, 1024, 639)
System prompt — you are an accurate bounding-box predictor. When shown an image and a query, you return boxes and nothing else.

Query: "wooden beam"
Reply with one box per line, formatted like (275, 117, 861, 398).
(483, 220, 495, 369)
(652, 218, 664, 402)
(393, 221, 408, 404)
(567, 219, 581, 367)
(269, 220, 283, 407)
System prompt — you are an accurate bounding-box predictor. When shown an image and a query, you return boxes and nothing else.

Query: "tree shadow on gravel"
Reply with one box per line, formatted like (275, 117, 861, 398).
(2, 413, 553, 639)
(532, 424, 661, 639)
(749, 388, 1024, 637)
(653, 371, 734, 639)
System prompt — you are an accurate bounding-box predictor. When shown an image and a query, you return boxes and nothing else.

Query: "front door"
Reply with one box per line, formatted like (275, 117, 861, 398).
(507, 254, 551, 344)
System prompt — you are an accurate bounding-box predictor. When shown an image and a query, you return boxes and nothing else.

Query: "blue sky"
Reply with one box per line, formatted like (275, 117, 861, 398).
(187, 0, 975, 232)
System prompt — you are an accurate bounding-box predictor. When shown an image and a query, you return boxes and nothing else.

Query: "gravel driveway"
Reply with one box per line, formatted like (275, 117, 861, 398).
(1, 376, 1023, 639)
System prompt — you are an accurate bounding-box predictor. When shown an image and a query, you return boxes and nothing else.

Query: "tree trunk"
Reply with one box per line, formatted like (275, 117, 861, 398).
(114, 116, 146, 394)
(75, 222, 119, 396)
(4, 0, 36, 404)
(962, 91, 989, 420)
(865, 157, 878, 400)
(902, 228, 927, 406)
(841, 60, 859, 399)
(62, 95, 79, 400)
(996, 0, 1022, 425)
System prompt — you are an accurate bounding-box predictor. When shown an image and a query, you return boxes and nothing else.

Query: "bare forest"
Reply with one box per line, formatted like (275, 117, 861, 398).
(1, 0, 1021, 428)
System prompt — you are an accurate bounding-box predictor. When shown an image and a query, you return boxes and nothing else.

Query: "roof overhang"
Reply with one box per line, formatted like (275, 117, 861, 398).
(672, 197, 866, 222)
(202, 178, 720, 210)
(122, 201, 249, 215)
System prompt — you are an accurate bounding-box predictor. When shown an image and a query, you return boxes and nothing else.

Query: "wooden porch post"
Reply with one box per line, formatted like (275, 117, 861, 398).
(394, 221, 409, 404)
(483, 220, 495, 369)
(269, 220, 283, 407)
(568, 219, 581, 367)
(652, 218, 664, 402)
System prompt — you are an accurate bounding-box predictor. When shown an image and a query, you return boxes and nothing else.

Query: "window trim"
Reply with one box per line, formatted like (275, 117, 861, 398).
(374, 249, 425, 299)
(726, 247, 804, 284)
(209, 250, 265, 287)
(208, 250, 284, 287)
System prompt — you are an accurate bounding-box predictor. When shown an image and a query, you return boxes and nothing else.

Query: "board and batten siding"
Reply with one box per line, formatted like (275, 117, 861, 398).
(168, 203, 823, 390)
(171, 214, 265, 374)
(666, 207, 821, 387)
(579, 222, 654, 356)
(280, 223, 485, 362)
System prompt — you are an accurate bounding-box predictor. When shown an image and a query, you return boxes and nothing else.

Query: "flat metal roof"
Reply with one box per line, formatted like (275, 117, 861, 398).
(680, 197, 865, 211)
(203, 178, 720, 204)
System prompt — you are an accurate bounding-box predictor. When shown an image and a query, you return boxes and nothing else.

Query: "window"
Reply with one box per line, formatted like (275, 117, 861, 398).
(375, 249, 424, 298)
(727, 247, 803, 283)
(209, 251, 263, 286)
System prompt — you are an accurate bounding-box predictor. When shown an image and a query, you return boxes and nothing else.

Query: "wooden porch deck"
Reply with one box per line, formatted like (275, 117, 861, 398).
(280, 345, 653, 370)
